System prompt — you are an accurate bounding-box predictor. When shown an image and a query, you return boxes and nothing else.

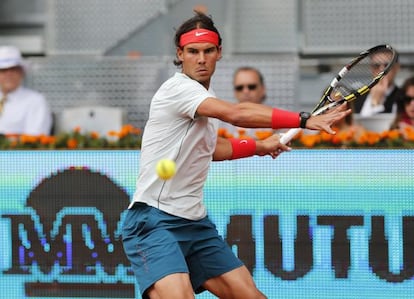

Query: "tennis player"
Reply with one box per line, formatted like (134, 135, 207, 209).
(122, 11, 350, 299)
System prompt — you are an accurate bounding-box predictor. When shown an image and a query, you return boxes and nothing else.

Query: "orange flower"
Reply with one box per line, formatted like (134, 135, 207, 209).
(294, 129, 304, 140)
(357, 132, 368, 144)
(90, 131, 100, 139)
(300, 134, 320, 147)
(237, 128, 247, 138)
(115, 124, 142, 138)
(331, 130, 352, 145)
(380, 129, 398, 140)
(359, 131, 381, 145)
(239, 134, 252, 139)
(217, 128, 227, 137)
(119, 124, 135, 138)
(20, 135, 39, 144)
(388, 129, 400, 140)
(320, 131, 333, 143)
(5, 133, 19, 138)
(403, 126, 414, 141)
(107, 130, 119, 137)
(66, 138, 78, 149)
(255, 131, 273, 140)
(217, 128, 234, 138)
(73, 126, 81, 133)
(9, 140, 18, 148)
(371, 132, 381, 145)
(39, 135, 56, 145)
(130, 127, 141, 135)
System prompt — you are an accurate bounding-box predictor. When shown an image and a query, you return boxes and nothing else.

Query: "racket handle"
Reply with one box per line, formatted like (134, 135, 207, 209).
(280, 128, 302, 144)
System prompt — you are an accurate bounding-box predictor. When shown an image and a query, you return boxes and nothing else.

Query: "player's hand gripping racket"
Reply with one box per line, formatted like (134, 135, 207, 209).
(280, 44, 398, 144)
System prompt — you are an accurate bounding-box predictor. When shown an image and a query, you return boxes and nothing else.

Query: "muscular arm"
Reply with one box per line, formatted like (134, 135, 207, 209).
(198, 96, 351, 134)
(206, 97, 351, 160)
(213, 135, 292, 161)
(213, 136, 232, 161)
(198, 97, 274, 129)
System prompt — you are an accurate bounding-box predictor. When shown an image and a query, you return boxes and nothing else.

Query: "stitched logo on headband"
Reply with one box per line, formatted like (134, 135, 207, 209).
(179, 29, 219, 47)
(195, 31, 208, 37)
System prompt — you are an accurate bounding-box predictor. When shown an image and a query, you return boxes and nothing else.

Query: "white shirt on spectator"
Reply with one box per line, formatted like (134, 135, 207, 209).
(0, 86, 52, 135)
(359, 85, 396, 117)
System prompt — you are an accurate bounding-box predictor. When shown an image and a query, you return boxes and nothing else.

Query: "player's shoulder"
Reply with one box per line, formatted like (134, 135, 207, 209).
(159, 72, 206, 95)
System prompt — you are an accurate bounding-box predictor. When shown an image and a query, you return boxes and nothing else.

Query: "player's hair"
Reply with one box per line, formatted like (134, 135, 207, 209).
(173, 11, 222, 67)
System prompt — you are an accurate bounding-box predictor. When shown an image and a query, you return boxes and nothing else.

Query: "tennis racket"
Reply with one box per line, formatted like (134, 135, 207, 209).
(280, 44, 398, 144)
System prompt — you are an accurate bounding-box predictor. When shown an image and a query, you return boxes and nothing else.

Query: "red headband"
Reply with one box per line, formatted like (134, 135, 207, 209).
(179, 29, 219, 47)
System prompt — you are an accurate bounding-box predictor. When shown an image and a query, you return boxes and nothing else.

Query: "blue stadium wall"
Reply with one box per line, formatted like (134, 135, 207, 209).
(0, 150, 413, 298)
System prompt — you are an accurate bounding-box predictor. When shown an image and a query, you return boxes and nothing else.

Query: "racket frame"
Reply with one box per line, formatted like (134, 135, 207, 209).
(280, 44, 398, 145)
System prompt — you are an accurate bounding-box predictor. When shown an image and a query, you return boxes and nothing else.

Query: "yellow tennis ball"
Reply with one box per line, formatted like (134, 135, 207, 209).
(156, 159, 176, 180)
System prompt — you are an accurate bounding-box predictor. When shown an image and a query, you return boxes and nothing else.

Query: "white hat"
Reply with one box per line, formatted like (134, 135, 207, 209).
(0, 46, 26, 70)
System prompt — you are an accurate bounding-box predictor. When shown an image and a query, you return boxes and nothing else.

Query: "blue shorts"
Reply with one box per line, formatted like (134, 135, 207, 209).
(122, 202, 243, 298)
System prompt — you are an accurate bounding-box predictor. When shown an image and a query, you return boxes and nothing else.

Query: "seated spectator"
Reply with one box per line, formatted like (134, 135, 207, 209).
(354, 48, 404, 117)
(232, 66, 267, 105)
(219, 67, 274, 140)
(390, 76, 414, 131)
(0, 46, 52, 135)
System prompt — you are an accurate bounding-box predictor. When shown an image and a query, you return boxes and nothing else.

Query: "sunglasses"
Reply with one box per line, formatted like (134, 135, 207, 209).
(234, 84, 258, 92)
(404, 97, 414, 104)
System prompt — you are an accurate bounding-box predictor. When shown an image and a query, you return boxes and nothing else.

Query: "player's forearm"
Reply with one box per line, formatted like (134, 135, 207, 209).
(213, 136, 233, 161)
(230, 103, 300, 129)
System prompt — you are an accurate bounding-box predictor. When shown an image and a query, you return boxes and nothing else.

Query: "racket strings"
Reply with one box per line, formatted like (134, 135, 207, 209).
(311, 46, 396, 114)
(331, 49, 394, 101)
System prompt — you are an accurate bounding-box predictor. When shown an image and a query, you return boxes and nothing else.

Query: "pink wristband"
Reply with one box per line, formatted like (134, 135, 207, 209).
(271, 108, 300, 129)
(229, 138, 256, 160)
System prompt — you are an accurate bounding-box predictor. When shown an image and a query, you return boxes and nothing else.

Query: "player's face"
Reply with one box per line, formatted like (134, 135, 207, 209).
(233, 70, 266, 104)
(0, 66, 23, 94)
(177, 43, 222, 89)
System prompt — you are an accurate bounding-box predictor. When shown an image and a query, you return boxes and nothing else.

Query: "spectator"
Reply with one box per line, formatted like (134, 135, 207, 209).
(354, 48, 404, 117)
(233, 66, 266, 104)
(0, 46, 52, 135)
(390, 76, 414, 130)
(219, 67, 274, 140)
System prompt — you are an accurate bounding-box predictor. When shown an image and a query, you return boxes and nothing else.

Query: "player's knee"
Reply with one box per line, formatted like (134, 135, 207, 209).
(148, 273, 195, 299)
(220, 285, 267, 299)
(241, 288, 267, 299)
(147, 286, 195, 299)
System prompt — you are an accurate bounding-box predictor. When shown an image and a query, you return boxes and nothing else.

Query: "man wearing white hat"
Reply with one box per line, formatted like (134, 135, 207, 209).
(0, 46, 52, 135)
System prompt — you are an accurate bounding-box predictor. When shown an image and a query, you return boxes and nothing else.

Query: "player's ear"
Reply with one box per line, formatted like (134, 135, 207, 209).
(217, 46, 223, 61)
(176, 47, 184, 62)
